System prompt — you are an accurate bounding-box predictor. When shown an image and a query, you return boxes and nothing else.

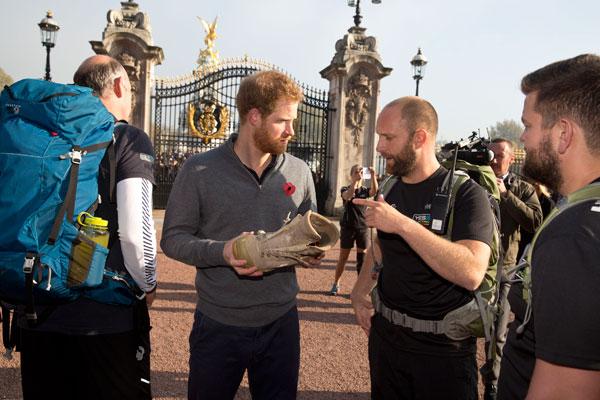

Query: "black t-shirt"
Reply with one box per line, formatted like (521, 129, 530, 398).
(340, 185, 370, 229)
(374, 167, 494, 354)
(503, 180, 600, 397)
(531, 193, 600, 370)
(28, 123, 156, 335)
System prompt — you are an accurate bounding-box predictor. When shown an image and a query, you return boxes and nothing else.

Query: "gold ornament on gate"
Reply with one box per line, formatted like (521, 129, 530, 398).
(188, 98, 229, 144)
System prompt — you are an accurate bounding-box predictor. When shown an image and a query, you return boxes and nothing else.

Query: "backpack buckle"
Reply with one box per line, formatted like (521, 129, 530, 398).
(22, 255, 35, 274)
(70, 150, 82, 165)
(59, 149, 83, 164)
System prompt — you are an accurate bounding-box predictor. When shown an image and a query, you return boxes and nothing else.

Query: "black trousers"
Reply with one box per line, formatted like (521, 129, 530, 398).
(188, 306, 300, 400)
(369, 319, 478, 400)
(19, 302, 151, 400)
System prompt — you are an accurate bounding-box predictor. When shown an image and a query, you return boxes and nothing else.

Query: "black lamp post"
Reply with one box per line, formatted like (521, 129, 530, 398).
(347, 0, 382, 27)
(38, 11, 60, 81)
(410, 47, 428, 97)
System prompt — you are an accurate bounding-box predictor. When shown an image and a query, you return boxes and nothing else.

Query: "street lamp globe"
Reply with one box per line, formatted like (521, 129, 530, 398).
(410, 47, 428, 96)
(38, 10, 60, 81)
(38, 11, 60, 48)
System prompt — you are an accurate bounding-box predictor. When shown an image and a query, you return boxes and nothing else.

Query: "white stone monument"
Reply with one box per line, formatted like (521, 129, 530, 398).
(90, 1, 164, 135)
(321, 25, 392, 214)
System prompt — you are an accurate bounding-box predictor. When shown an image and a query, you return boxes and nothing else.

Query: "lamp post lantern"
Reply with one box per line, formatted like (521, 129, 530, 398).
(38, 11, 60, 81)
(347, 0, 382, 27)
(410, 47, 428, 97)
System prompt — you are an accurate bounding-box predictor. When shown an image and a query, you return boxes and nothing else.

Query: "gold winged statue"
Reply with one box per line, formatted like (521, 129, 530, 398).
(197, 16, 219, 66)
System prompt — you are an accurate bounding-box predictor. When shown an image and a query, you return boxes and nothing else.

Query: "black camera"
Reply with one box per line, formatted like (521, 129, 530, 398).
(430, 132, 494, 235)
(439, 132, 495, 166)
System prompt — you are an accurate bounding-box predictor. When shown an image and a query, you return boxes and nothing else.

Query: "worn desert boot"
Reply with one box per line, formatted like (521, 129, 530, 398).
(232, 210, 339, 272)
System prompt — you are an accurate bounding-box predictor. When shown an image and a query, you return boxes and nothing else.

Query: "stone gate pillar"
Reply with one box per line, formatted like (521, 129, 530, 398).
(320, 26, 392, 215)
(90, 1, 164, 135)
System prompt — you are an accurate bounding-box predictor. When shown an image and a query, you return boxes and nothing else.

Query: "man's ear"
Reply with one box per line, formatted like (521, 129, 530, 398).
(113, 76, 124, 98)
(557, 118, 574, 155)
(247, 108, 262, 127)
(412, 128, 428, 149)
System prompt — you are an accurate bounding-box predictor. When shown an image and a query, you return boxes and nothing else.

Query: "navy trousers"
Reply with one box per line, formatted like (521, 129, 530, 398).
(188, 306, 300, 400)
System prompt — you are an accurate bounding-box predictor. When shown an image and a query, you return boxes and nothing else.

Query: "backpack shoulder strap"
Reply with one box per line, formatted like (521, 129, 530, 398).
(527, 182, 600, 263)
(107, 122, 128, 204)
(444, 171, 470, 239)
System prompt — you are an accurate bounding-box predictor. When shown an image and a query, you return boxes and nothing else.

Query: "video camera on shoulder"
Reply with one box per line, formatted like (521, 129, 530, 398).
(438, 131, 495, 166)
(431, 132, 494, 234)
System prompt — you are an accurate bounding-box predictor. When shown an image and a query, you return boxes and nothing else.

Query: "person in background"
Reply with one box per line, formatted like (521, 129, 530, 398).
(329, 164, 378, 296)
(517, 179, 555, 260)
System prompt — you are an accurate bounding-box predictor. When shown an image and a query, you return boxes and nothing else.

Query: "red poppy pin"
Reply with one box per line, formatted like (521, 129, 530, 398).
(283, 182, 296, 196)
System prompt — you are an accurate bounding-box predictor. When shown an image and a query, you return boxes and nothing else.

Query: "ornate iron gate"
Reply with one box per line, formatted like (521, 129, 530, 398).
(152, 59, 331, 211)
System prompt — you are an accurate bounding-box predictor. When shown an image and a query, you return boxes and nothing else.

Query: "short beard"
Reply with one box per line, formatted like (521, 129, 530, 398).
(522, 135, 563, 193)
(253, 124, 288, 155)
(387, 140, 417, 177)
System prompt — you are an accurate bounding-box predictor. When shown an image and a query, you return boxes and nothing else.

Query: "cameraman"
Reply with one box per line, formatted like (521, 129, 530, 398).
(480, 138, 542, 400)
(329, 164, 378, 295)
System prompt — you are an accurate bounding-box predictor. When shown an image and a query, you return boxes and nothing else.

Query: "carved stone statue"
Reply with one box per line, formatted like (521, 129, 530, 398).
(91, 1, 164, 133)
(106, 1, 150, 32)
(346, 71, 372, 146)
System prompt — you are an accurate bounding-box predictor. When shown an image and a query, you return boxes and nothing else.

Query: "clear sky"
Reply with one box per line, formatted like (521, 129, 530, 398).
(2, 0, 599, 142)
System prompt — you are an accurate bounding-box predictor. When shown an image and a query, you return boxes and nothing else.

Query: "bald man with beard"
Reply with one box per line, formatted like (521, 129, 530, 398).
(351, 97, 494, 399)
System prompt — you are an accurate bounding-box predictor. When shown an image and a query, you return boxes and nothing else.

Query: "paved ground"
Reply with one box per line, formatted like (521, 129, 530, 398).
(0, 211, 487, 399)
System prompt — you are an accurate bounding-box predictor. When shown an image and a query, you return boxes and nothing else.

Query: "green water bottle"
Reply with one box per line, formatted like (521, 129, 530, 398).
(69, 212, 110, 286)
(77, 212, 109, 247)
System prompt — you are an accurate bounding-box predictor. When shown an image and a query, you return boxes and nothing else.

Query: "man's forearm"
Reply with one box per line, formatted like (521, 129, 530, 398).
(395, 215, 489, 291)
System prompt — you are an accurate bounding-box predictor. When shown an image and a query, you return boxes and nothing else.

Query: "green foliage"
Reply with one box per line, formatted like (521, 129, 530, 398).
(487, 119, 523, 146)
(0, 67, 14, 91)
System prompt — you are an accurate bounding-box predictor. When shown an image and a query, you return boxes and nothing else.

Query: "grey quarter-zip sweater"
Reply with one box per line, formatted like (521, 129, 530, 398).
(161, 135, 316, 327)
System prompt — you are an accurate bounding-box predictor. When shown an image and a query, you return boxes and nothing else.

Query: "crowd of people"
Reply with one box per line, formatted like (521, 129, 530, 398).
(4, 53, 600, 400)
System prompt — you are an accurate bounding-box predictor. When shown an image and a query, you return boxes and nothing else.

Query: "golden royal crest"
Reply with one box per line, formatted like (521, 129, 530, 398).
(187, 99, 229, 144)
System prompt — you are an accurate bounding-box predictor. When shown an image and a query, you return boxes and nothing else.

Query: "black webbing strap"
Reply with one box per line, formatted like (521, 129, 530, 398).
(3, 85, 15, 99)
(48, 146, 82, 244)
(109, 122, 127, 204)
(47, 139, 113, 245)
(1, 305, 11, 352)
(23, 253, 38, 325)
(108, 141, 116, 203)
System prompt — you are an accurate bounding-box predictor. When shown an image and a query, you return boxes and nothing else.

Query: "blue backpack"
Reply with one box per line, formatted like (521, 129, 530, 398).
(0, 79, 139, 322)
